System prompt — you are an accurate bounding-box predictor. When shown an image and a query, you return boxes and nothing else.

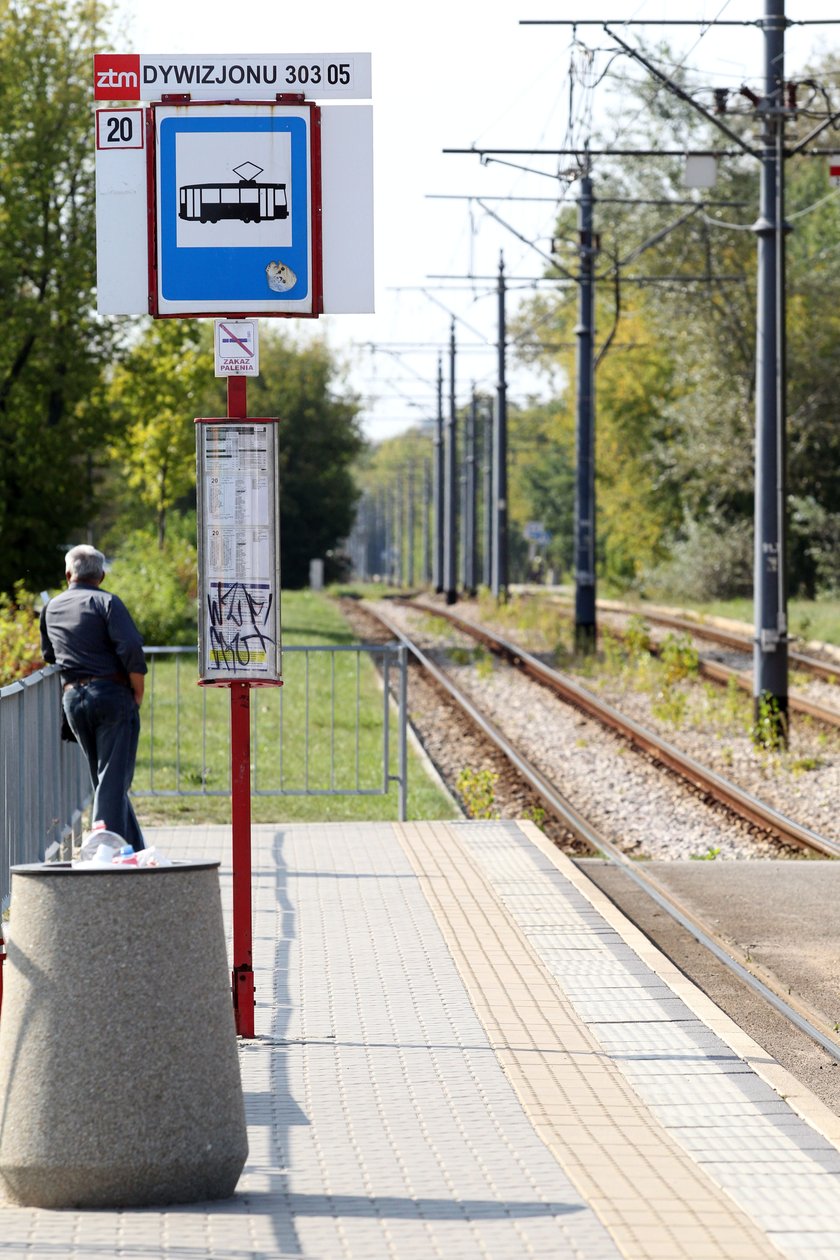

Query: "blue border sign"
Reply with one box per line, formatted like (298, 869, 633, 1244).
(157, 112, 311, 308)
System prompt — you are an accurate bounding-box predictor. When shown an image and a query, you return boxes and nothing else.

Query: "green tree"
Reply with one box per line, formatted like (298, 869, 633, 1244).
(107, 322, 213, 547)
(0, 0, 114, 592)
(511, 46, 840, 598)
(228, 333, 365, 588)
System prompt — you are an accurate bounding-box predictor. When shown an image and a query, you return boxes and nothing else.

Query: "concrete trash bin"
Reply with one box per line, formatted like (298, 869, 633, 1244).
(0, 860, 248, 1209)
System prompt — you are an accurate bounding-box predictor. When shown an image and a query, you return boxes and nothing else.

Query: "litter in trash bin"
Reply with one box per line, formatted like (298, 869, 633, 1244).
(112, 846, 139, 866)
(136, 847, 172, 868)
(72, 843, 173, 869)
(79, 820, 125, 861)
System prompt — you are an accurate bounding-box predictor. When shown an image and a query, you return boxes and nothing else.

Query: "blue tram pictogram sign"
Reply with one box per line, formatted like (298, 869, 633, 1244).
(154, 106, 319, 316)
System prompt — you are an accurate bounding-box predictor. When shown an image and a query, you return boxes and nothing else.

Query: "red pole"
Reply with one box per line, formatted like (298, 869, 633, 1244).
(230, 681, 254, 1036)
(227, 375, 255, 1038)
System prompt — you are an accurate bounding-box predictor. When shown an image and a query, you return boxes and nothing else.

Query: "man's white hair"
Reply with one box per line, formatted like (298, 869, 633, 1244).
(65, 545, 105, 583)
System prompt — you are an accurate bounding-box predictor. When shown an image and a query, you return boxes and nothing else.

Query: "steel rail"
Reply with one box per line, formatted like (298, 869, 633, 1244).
(547, 595, 840, 685)
(367, 603, 840, 1063)
(399, 599, 840, 859)
(515, 599, 840, 727)
(693, 656, 840, 727)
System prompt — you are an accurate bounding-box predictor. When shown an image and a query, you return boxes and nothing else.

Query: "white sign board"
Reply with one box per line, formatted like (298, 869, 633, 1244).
(94, 109, 149, 314)
(196, 420, 282, 684)
(95, 101, 374, 317)
(215, 320, 259, 376)
(94, 53, 372, 102)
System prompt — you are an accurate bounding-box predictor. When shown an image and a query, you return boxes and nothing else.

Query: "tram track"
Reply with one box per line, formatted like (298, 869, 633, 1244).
(340, 594, 840, 1078)
(396, 597, 840, 859)
(513, 593, 840, 729)
(348, 597, 840, 1068)
(539, 591, 840, 685)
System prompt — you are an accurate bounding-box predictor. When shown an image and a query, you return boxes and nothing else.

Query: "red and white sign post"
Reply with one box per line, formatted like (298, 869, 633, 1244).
(95, 53, 374, 1038)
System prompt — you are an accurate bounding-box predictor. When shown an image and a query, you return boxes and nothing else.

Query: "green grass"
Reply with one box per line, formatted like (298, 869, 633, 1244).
(134, 590, 455, 827)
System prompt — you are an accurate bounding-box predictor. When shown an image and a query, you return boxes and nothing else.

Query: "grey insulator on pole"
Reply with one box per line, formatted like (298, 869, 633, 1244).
(752, 0, 789, 735)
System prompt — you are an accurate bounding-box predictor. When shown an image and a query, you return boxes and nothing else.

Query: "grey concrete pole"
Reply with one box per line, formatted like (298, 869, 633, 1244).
(483, 402, 493, 589)
(395, 475, 404, 587)
(464, 388, 477, 595)
(422, 456, 432, 584)
(574, 175, 597, 652)
(379, 489, 388, 581)
(407, 461, 416, 587)
(433, 355, 444, 593)
(444, 321, 458, 604)
(492, 254, 508, 601)
(752, 0, 789, 739)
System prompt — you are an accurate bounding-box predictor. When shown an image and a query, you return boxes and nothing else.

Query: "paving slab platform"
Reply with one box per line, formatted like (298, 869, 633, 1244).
(3, 818, 840, 1259)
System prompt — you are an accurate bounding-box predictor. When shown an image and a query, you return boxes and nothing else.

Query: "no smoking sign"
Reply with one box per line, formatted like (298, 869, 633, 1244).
(214, 319, 260, 377)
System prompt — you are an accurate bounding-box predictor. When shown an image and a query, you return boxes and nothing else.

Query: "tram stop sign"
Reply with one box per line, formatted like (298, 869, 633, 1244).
(154, 102, 320, 316)
(94, 52, 374, 319)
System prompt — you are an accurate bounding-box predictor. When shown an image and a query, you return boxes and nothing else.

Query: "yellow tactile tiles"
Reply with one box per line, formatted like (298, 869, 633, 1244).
(395, 819, 785, 1260)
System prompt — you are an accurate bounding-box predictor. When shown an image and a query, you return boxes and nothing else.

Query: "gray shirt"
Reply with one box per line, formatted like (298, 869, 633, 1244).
(40, 582, 147, 683)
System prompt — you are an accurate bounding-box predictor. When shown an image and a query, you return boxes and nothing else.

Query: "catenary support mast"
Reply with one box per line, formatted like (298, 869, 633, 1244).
(753, 0, 789, 735)
(574, 175, 597, 651)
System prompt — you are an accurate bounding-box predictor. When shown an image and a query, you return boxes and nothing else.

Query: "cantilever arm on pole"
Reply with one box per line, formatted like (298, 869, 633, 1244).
(606, 205, 702, 273)
(474, 198, 577, 282)
(788, 109, 840, 156)
(603, 25, 760, 160)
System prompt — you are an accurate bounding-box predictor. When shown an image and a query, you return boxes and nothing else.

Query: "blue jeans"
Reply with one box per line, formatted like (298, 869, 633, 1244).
(63, 680, 144, 850)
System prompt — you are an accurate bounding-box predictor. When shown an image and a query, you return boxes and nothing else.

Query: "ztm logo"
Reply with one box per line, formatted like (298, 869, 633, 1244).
(94, 55, 141, 101)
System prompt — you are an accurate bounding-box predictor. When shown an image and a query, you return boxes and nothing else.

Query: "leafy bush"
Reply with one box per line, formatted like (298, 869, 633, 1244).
(644, 516, 752, 601)
(106, 531, 198, 646)
(456, 767, 498, 819)
(0, 584, 43, 686)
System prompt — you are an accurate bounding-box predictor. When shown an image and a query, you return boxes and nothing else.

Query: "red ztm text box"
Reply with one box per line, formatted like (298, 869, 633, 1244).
(94, 54, 141, 102)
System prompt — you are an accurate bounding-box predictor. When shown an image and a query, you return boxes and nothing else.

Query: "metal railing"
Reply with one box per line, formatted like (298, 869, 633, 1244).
(0, 666, 90, 912)
(0, 643, 408, 909)
(135, 643, 408, 818)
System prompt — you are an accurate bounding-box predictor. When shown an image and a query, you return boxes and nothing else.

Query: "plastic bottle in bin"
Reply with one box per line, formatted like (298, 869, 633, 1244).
(79, 820, 127, 862)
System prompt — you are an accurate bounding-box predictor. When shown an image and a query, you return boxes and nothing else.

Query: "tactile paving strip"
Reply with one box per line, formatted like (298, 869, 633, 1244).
(399, 818, 840, 1260)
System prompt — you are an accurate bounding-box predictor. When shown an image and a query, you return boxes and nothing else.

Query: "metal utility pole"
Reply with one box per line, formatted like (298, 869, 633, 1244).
(433, 355, 444, 593)
(422, 457, 432, 584)
(492, 254, 508, 601)
(397, 473, 405, 587)
(574, 175, 597, 651)
(378, 488, 387, 580)
(483, 402, 493, 589)
(463, 388, 478, 595)
(444, 320, 458, 604)
(753, 0, 788, 736)
(407, 461, 416, 587)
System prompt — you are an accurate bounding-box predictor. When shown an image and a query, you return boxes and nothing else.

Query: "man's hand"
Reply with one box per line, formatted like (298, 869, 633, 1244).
(129, 672, 145, 707)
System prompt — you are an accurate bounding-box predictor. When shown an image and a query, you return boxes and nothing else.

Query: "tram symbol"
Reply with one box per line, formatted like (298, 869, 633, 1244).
(178, 161, 289, 225)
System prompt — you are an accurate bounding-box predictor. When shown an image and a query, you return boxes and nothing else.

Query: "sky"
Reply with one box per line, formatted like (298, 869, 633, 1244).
(110, 0, 840, 442)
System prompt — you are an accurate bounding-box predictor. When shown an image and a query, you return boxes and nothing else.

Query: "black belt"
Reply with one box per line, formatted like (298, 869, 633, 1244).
(64, 673, 128, 691)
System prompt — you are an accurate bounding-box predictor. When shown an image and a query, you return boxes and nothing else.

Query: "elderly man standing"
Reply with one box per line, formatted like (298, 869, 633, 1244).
(40, 544, 147, 851)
